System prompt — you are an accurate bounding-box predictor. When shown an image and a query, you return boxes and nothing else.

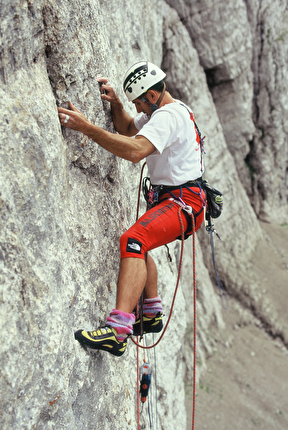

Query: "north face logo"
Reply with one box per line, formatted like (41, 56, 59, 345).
(126, 238, 142, 254)
(128, 243, 141, 251)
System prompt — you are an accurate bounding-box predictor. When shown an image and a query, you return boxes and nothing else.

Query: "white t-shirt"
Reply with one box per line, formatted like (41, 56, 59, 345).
(134, 100, 203, 186)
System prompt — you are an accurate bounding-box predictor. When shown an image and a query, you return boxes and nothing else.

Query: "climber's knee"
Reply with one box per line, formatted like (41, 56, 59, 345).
(120, 230, 146, 260)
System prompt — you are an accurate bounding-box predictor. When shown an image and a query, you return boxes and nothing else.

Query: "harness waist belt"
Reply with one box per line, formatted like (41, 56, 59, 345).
(151, 177, 203, 192)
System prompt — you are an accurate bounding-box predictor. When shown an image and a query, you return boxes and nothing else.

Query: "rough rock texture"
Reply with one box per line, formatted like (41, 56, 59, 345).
(166, 0, 288, 223)
(0, 1, 287, 430)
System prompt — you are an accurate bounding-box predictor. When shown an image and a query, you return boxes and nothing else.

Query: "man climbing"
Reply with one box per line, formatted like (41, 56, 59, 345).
(58, 61, 206, 356)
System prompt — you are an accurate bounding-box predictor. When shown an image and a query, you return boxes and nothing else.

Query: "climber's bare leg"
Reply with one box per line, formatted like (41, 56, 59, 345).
(116, 257, 147, 313)
(115, 253, 158, 313)
(144, 253, 158, 299)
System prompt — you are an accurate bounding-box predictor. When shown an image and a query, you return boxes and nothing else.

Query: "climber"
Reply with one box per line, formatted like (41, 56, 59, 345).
(58, 60, 206, 356)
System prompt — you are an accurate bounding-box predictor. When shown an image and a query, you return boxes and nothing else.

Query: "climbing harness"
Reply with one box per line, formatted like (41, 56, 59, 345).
(142, 176, 204, 209)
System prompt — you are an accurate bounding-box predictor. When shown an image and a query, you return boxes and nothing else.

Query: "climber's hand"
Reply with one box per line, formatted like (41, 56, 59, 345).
(97, 76, 118, 104)
(58, 102, 90, 132)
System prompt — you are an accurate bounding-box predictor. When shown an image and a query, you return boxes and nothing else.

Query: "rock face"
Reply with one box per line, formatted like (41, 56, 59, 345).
(0, 1, 287, 430)
(167, 0, 288, 223)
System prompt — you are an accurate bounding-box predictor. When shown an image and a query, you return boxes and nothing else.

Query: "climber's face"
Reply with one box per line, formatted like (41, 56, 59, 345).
(132, 98, 152, 115)
(132, 89, 160, 116)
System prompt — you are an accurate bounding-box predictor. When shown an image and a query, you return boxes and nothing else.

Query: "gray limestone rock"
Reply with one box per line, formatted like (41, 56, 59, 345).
(0, 1, 287, 429)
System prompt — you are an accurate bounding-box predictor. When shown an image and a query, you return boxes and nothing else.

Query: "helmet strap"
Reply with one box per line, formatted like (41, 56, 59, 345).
(141, 82, 166, 112)
(155, 82, 166, 109)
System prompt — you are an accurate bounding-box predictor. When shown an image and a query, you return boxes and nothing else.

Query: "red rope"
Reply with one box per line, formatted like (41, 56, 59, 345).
(135, 163, 197, 429)
(131, 206, 185, 350)
(136, 162, 146, 430)
(191, 213, 196, 430)
(136, 344, 140, 430)
(135, 209, 197, 429)
(136, 162, 146, 222)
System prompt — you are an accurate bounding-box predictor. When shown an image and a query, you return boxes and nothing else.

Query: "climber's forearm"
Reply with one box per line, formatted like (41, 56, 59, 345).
(110, 98, 138, 137)
(97, 78, 138, 137)
(83, 122, 153, 163)
(58, 102, 153, 162)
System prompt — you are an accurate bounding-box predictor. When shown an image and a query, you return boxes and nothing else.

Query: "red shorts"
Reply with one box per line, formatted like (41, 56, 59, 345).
(120, 185, 206, 260)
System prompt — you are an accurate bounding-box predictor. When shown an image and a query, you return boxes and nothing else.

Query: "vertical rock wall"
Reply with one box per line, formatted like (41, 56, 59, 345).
(166, 0, 288, 222)
(0, 1, 187, 429)
(0, 1, 287, 429)
(245, 0, 288, 221)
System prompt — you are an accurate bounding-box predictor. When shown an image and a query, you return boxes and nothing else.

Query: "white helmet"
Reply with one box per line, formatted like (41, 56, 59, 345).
(123, 61, 166, 102)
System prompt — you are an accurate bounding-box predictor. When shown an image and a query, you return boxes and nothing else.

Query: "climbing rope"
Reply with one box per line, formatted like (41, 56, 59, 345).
(135, 163, 198, 430)
(136, 342, 141, 430)
(152, 333, 159, 430)
(191, 212, 197, 430)
(131, 206, 186, 350)
(136, 162, 147, 221)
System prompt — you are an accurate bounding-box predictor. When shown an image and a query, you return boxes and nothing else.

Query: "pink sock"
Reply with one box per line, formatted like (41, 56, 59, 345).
(143, 297, 163, 318)
(106, 309, 135, 341)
